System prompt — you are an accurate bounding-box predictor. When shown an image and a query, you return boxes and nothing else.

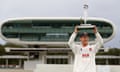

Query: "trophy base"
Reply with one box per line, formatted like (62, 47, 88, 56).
(77, 24, 95, 28)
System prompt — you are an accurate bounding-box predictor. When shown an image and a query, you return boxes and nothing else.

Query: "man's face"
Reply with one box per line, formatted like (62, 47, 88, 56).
(80, 36, 89, 44)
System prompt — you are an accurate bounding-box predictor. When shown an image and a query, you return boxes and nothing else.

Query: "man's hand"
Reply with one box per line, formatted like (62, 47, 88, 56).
(93, 26, 98, 33)
(74, 26, 78, 33)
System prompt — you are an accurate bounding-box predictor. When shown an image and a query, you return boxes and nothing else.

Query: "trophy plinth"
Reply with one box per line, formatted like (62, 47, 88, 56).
(77, 24, 95, 29)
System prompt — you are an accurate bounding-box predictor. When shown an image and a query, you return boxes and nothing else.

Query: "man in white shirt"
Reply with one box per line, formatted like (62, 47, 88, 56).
(68, 26, 103, 72)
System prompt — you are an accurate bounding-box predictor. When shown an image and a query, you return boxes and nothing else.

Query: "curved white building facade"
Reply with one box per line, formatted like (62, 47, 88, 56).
(0, 17, 116, 46)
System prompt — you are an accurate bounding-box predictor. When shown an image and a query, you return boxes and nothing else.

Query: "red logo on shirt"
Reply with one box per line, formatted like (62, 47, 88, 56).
(89, 48, 92, 51)
(82, 53, 89, 57)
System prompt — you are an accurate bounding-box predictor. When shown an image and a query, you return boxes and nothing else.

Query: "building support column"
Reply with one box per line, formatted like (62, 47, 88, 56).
(106, 59, 109, 65)
(6, 59, 8, 68)
(68, 52, 73, 64)
(19, 59, 22, 68)
(27, 52, 30, 61)
(41, 51, 47, 64)
(119, 59, 120, 65)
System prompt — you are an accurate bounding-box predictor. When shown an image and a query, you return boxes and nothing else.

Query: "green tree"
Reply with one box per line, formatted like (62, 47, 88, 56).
(97, 48, 120, 56)
(0, 45, 5, 55)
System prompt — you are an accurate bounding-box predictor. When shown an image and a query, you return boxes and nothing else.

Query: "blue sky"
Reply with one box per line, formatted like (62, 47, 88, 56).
(0, 0, 119, 48)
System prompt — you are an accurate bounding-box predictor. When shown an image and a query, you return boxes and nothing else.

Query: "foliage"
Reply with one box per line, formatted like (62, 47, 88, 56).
(0, 43, 24, 55)
(0, 45, 5, 55)
(96, 48, 120, 56)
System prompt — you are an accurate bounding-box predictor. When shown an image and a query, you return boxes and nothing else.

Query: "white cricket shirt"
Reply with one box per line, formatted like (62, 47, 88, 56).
(68, 32, 103, 72)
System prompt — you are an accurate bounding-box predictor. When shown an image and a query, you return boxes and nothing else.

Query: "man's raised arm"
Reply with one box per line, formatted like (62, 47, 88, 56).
(68, 26, 78, 53)
(93, 26, 104, 53)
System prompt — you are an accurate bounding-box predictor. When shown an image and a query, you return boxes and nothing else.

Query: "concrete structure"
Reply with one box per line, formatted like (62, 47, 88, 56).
(0, 55, 28, 69)
(23, 55, 120, 70)
(0, 69, 32, 72)
(0, 65, 120, 72)
(34, 65, 120, 72)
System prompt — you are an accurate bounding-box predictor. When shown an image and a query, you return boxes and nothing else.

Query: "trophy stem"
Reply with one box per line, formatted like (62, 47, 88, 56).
(83, 0, 89, 24)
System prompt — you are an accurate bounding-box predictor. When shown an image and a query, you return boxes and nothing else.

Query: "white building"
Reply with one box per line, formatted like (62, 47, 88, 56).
(0, 17, 119, 72)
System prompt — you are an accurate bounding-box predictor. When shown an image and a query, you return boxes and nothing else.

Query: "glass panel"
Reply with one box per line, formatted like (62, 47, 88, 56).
(20, 34, 39, 41)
